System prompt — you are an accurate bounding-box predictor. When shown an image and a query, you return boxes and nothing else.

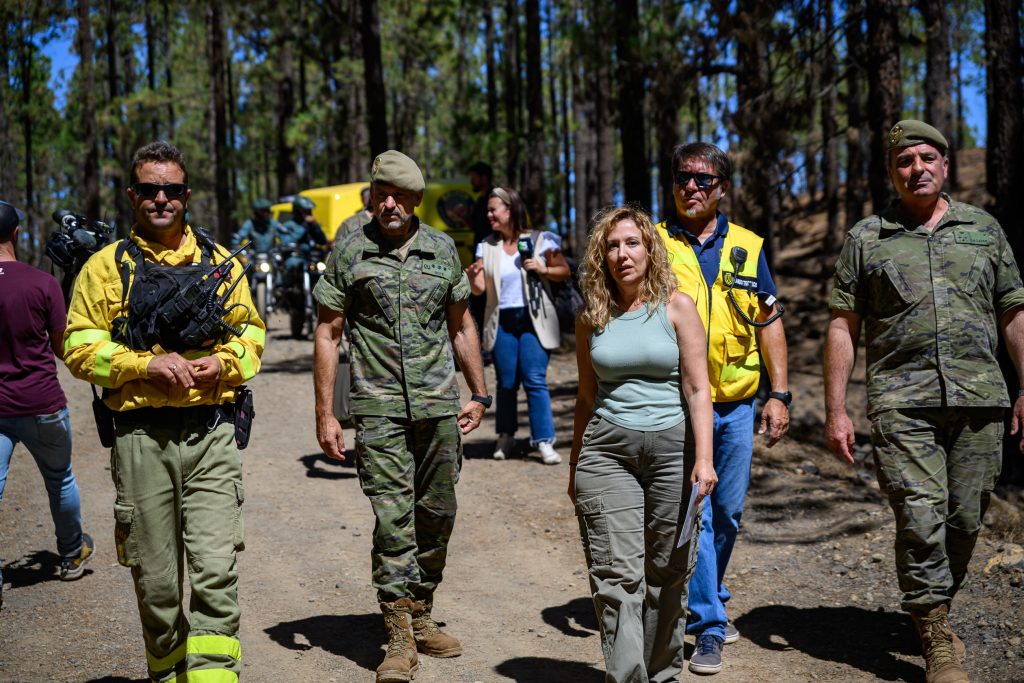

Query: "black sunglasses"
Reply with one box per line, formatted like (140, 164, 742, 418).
(674, 171, 721, 189)
(132, 182, 189, 200)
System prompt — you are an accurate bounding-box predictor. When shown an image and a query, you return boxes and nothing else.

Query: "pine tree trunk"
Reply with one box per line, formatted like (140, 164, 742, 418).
(844, 0, 868, 226)
(821, 0, 840, 254)
(984, 0, 1024, 250)
(208, 1, 233, 242)
(524, 0, 545, 223)
(866, 0, 902, 213)
(275, 40, 298, 196)
(360, 0, 388, 157)
(77, 0, 100, 221)
(503, 0, 521, 188)
(616, 0, 649, 209)
(920, 0, 955, 187)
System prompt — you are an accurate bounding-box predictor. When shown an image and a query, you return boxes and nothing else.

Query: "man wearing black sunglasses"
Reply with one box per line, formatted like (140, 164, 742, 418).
(656, 141, 790, 676)
(63, 141, 264, 682)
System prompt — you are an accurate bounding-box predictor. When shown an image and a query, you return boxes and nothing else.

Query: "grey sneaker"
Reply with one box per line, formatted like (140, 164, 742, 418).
(724, 621, 739, 644)
(60, 532, 94, 581)
(689, 633, 724, 675)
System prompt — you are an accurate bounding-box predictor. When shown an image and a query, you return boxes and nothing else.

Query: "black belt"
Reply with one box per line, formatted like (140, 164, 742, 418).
(114, 403, 235, 429)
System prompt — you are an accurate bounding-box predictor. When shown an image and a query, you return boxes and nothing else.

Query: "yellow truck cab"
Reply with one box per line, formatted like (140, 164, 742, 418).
(272, 180, 478, 266)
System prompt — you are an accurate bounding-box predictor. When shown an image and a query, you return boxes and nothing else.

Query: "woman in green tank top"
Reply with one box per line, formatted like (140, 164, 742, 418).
(569, 205, 716, 682)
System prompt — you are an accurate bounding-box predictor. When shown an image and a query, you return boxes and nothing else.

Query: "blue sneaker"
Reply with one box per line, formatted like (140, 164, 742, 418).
(689, 633, 724, 675)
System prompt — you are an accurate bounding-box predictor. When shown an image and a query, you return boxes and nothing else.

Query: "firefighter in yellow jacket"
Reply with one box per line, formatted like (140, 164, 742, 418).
(656, 142, 790, 676)
(64, 141, 265, 682)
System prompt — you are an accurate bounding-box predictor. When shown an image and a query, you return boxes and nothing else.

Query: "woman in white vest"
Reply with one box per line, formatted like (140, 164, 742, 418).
(465, 186, 570, 464)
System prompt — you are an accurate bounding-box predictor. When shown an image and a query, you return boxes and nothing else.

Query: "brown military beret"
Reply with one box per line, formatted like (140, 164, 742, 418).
(887, 119, 949, 153)
(370, 150, 425, 193)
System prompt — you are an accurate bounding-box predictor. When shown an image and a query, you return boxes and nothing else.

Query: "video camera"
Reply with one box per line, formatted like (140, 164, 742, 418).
(45, 209, 115, 272)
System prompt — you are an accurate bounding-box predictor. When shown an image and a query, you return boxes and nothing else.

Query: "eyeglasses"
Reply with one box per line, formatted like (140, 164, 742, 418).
(674, 171, 721, 189)
(132, 183, 188, 200)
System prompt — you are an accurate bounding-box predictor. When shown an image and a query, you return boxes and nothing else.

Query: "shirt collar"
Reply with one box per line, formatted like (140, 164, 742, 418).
(666, 212, 729, 244)
(129, 224, 199, 265)
(879, 193, 967, 234)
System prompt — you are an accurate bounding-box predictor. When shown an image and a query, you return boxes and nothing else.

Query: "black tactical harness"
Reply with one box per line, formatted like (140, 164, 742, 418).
(111, 229, 228, 352)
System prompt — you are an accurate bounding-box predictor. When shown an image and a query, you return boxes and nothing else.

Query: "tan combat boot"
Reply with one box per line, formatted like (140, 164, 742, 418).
(911, 605, 969, 683)
(411, 600, 462, 657)
(376, 598, 419, 683)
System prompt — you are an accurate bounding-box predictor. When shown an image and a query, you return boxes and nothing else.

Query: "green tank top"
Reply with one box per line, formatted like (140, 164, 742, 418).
(589, 303, 685, 430)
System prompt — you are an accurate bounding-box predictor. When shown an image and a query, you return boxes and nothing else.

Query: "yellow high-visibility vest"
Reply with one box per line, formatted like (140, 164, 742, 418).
(657, 221, 764, 402)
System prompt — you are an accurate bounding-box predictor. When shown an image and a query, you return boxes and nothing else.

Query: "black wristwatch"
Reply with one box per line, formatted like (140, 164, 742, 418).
(471, 394, 493, 409)
(767, 391, 792, 408)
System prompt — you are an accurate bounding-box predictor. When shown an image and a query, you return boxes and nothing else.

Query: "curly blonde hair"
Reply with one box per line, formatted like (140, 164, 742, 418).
(578, 205, 678, 331)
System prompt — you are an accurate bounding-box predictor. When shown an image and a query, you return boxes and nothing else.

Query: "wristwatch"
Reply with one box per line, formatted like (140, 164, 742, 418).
(767, 391, 793, 407)
(471, 394, 493, 409)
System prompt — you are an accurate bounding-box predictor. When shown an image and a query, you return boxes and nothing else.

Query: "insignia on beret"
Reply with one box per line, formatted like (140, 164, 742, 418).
(371, 156, 382, 176)
(889, 125, 903, 146)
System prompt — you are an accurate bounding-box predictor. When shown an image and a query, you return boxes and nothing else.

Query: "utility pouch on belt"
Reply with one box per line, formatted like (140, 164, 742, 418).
(234, 385, 254, 450)
(91, 385, 115, 448)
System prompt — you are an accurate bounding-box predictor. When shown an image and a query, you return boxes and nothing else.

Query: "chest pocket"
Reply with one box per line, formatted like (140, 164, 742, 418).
(409, 272, 449, 329)
(350, 262, 398, 329)
(958, 249, 995, 297)
(868, 259, 917, 316)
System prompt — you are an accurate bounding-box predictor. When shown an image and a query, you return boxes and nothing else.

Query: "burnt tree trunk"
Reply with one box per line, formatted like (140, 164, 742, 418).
(865, 0, 902, 213)
(844, 0, 869, 226)
(616, 0, 649, 209)
(360, 0, 388, 157)
(919, 0, 955, 188)
(208, 1, 233, 241)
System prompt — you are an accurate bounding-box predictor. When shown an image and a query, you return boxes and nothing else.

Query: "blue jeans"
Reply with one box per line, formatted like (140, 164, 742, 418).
(0, 407, 84, 559)
(686, 398, 755, 639)
(493, 307, 555, 444)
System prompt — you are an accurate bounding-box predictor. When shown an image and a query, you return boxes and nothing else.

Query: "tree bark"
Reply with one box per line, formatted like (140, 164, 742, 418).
(615, 0, 650, 209)
(144, 0, 158, 137)
(821, 0, 840, 254)
(919, 0, 955, 188)
(162, 0, 174, 135)
(984, 0, 1024, 251)
(208, 1, 233, 242)
(865, 0, 902, 213)
(524, 0, 545, 223)
(360, 0, 388, 157)
(0, 9, 17, 199)
(275, 39, 298, 196)
(77, 0, 100, 221)
(844, 0, 869, 226)
(503, 0, 521, 188)
(484, 0, 498, 135)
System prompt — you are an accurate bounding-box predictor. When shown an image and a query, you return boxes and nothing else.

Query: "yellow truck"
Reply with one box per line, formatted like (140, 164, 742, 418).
(272, 180, 478, 266)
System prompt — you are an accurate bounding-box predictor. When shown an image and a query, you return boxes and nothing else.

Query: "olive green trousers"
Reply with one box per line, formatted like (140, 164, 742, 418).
(111, 413, 244, 682)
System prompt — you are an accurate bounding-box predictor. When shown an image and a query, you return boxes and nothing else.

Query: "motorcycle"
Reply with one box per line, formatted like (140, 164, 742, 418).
(239, 249, 278, 322)
(276, 242, 328, 339)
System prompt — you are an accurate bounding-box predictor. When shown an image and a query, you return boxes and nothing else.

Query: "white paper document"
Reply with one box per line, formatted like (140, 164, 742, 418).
(676, 483, 701, 548)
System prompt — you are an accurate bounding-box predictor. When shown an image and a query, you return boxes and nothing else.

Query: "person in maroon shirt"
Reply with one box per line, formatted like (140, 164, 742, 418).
(0, 200, 93, 603)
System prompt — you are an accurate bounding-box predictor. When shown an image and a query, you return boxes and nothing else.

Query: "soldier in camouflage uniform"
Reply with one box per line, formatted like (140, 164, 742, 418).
(824, 120, 1024, 683)
(312, 150, 489, 683)
(335, 186, 374, 244)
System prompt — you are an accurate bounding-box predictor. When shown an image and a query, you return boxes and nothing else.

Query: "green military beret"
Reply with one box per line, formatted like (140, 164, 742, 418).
(251, 198, 272, 210)
(293, 195, 316, 211)
(887, 119, 949, 153)
(370, 150, 425, 193)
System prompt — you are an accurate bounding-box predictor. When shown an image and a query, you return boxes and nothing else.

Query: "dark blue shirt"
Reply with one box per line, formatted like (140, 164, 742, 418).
(667, 213, 777, 299)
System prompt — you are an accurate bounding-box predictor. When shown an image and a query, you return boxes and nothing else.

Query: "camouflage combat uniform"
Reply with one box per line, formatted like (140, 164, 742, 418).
(336, 210, 373, 245)
(313, 217, 470, 602)
(830, 195, 1024, 611)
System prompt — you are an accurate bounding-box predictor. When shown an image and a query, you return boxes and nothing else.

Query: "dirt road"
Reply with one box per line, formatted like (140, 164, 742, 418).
(1, 308, 1022, 682)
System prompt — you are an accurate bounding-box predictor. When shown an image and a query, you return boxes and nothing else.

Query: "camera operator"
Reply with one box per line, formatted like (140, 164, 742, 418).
(63, 142, 265, 681)
(0, 200, 94, 605)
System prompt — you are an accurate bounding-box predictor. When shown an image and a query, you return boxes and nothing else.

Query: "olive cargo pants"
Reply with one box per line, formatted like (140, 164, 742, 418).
(870, 407, 1002, 612)
(574, 416, 698, 683)
(354, 414, 461, 603)
(111, 412, 244, 682)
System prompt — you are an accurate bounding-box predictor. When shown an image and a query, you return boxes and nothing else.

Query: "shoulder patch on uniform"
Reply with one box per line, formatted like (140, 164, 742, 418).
(954, 229, 991, 246)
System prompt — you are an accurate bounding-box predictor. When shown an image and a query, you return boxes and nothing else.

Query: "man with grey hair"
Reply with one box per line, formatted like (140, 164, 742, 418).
(313, 150, 489, 683)
(825, 119, 1024, 683)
